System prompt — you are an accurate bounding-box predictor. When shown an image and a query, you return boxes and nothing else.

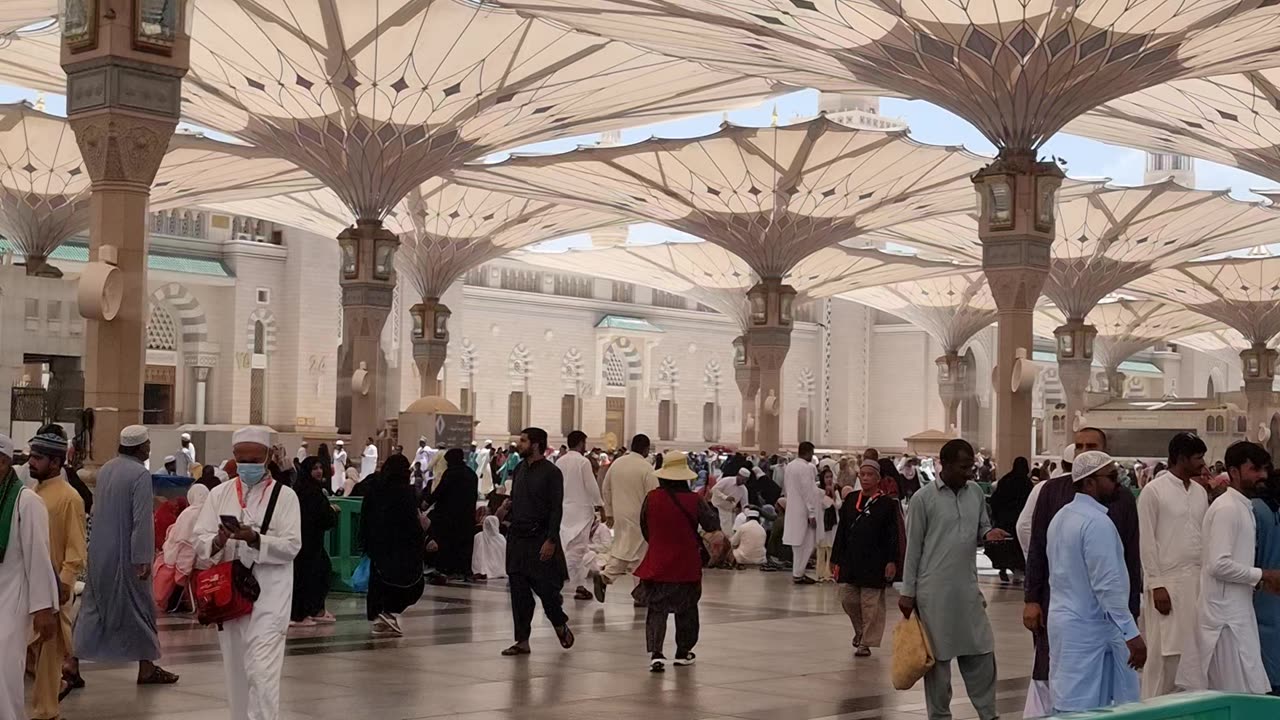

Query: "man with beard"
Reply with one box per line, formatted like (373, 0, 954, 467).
(1046, 451, 1145, 712)
(502, 427, 575, 656)
(27, 427, 86, 720)
(1018, 427, 1140, 717)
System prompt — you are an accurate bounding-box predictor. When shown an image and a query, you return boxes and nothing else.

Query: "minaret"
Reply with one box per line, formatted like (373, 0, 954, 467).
(1143, 151, 1195, 187)
(818, 93, 908, 131)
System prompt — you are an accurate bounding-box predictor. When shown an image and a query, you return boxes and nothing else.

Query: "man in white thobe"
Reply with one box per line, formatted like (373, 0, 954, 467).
(1193, 440, 1280, 694)
(474, 441, 495, 495)
(1137, 432, 1209, 698)
(195, 426, 302, 720)
(294, 441, 308, 465)
(557, 431, 603, 600)
(414, 439, 432, 473)
(593, 433, 658, 602)
(711, 469, 749, 535)
(360, 438, 378, 478)
(333, 441, 348, 477)
(783, 442, 823, 585)
(0, 434, 59, 720)
(176, 432, 197, 477)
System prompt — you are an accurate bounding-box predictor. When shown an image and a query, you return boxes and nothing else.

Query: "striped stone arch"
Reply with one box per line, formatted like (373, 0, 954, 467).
(603, 337, 642, 384)
(150, 282, 208, 344)
(245, 308, 278, 354)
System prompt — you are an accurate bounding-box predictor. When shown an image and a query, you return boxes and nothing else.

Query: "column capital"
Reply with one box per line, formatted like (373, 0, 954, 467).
(338, 220, 400, 309)
(1241, 344, 1278, 387)
(984, 265, 1049, 311)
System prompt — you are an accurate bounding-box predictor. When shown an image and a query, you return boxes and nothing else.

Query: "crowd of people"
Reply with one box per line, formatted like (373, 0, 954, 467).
(9, 421, 1280, 720)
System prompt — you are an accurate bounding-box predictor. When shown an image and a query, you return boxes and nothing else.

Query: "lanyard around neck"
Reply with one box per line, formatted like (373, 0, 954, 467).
(234, 478, 273, 511)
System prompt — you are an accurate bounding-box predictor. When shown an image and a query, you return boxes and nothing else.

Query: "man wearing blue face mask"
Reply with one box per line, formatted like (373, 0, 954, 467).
(194, 426, 302, 720)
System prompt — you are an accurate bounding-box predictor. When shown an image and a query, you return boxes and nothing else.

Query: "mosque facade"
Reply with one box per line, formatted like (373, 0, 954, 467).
(2, 203, 1238, 457)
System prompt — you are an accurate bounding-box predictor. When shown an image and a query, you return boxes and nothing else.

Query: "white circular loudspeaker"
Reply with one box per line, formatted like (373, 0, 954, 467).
(77, 261, 123, 321)
(351, 362, 371, 396)
(1010, 357, 1037, 393)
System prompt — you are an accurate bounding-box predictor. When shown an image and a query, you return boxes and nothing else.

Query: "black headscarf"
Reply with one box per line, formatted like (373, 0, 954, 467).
(990, 456, 1033, 533)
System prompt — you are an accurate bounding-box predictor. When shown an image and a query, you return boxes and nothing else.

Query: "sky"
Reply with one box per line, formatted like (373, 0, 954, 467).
(4, 82, 1276, 255)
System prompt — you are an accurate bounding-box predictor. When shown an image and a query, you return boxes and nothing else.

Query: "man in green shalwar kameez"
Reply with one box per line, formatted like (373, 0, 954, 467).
(900, 438, 1009, 720)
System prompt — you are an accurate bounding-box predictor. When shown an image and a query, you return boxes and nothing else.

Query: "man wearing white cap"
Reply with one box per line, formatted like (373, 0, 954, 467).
(295, 441, 308, 465)
(333, 440, 348, 479)
(557, 431, 603, 601)
(195, 425, 302, 720)
(177, 432, 196, 477)
(0, 433, 59, 720)
(75, 425, 179, 684)
(1046, 451, 1145, 713)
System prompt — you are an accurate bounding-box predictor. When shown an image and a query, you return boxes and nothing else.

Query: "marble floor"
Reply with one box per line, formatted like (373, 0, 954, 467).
(54, 561, 1036, 720)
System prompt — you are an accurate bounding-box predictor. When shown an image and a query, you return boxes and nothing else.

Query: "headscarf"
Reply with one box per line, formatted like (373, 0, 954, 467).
(445, 447, 467, 467)
(162, 484, 210, 570)
(471, 515, 507, 579)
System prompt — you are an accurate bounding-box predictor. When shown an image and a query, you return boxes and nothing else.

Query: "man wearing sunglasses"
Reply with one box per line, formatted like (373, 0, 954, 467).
(1046, 451, 1146, 713)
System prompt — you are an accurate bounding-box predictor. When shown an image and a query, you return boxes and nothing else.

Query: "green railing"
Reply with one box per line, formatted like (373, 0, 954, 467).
(325, 497, 364, 593)
(1048, 692, 1280, 719)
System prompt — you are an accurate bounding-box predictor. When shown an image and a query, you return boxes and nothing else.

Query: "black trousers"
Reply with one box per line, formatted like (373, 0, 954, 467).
(645, 606, 699, 657)
(509, 569, 568, 642)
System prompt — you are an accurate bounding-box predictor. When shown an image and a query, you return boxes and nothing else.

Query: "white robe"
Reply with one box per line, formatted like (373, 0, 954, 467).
(471, 516, 507, 579)
(557, 451, 602, 588)
(1191, 486, 1269, 694)
(781, 458, 821, 547)
(1137, 470, 1208, 697)
(414, 446, 431, 472)
(474, 447, 494, 495)
(175, 447, 193, 477)
(1017, 482, 1052, 717)
(360, 444, 378, 478)
(333, 449, 348, 479)
(1, 487, 59, 720)
(711, 476, 748, 532)
(194, 479, 302, 720)
(183, 445, 197, 466)
(295, 447, 307, 464)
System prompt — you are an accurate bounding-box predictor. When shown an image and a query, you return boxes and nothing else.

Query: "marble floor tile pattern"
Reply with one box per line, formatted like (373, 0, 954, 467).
(53, 559, 1036, 720)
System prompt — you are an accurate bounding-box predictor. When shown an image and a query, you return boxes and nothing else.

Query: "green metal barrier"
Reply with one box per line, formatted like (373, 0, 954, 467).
(325, 497, 364, 593)
(1048, 691, 1280, 719)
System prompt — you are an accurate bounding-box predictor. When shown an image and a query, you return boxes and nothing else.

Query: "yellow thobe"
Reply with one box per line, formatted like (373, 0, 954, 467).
(30, 475, 87, 720)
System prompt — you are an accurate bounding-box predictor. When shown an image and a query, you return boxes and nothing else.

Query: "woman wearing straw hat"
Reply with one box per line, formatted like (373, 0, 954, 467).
(633, 451, 724, 672)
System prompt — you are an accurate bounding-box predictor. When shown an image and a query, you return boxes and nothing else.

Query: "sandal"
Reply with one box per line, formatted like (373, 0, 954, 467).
(137, 667, 180, 685)
(63, 672, 85, 691)
(501, 644, 531, 656)
(58, 679, 74, 701)
(554, 624, 575, 650)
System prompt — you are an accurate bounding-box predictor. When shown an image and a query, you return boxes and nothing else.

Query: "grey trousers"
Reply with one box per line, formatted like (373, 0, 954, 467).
(923, 652, 998, 720)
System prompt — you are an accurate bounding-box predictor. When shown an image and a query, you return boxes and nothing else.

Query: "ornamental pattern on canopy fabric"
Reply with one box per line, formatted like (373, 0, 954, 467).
(1066, 72, 1280, 183)
(453, 117, 987, 278)
(514, 239, 961, 332)
(858, 183, 1280, 319)
(33, 0, 777, 224)
(1033, 300, 1221, 371)
(0, 102, 316, 264)
(496, 0, 1280, 149)
(208, 182, 628, 302)
(1127, 257, 1280, 346)
(842, 271, 997, 354)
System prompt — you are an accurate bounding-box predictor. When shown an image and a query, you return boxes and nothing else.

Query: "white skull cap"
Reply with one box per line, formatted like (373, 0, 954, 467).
(1071, 451, 1114, 484)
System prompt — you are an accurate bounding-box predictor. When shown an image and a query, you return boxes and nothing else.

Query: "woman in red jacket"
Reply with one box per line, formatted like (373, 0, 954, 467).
(633, 451, 725, 672)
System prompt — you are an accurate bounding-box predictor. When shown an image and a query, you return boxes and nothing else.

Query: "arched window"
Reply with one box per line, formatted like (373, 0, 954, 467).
(1206, 416, 1215, 433)
(253, 321, 266, 354)
(1216, 416, 1226, 433)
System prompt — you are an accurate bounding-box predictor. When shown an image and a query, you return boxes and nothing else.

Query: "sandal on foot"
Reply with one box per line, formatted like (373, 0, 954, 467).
(501, 644, 531, 656)
(555, 624, 575, 650)
(137, 667, 180, 685)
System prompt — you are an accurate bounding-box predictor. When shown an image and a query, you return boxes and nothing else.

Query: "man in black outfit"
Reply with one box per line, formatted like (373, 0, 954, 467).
(502, 427, 575, 656)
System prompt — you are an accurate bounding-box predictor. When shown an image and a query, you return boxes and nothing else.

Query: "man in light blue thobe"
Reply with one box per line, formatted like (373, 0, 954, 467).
(1047, 451, 1146, 713)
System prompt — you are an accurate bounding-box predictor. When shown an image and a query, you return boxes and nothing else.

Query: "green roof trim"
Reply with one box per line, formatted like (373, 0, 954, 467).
(1, 239, 232, 278)
(1031, 350, 1160, 376)
(596, 315, 663, 333)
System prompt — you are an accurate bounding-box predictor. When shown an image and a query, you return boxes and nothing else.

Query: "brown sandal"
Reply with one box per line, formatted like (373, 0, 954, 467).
(555, 624, 575, 650)
(501, 644, 531, 656)
(137, 667, 180, 685)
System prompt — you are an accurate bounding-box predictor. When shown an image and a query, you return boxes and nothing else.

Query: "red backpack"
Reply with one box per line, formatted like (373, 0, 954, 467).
(194, 482, 283, 627)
